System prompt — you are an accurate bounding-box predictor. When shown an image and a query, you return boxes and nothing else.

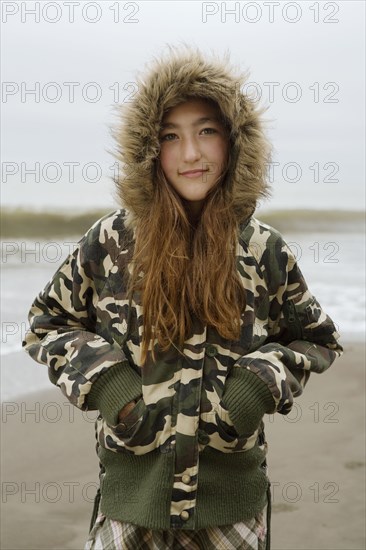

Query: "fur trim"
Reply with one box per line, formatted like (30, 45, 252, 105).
(110, 44, 272, 227)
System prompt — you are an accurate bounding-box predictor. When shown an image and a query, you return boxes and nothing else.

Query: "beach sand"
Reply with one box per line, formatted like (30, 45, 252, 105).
(1, 341, 365, 550)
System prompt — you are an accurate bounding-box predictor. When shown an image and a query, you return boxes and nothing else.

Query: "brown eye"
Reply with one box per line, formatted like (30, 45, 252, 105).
(160, 133, 177, 142)
(200, 128, 217, 135)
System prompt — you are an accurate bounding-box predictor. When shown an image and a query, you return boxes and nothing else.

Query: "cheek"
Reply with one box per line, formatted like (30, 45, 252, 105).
(160, 148, 175, 176)
(213, 140, 229, 171)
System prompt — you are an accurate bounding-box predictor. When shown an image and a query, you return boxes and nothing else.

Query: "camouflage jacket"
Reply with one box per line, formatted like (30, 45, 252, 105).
(23, 208, 343, 531)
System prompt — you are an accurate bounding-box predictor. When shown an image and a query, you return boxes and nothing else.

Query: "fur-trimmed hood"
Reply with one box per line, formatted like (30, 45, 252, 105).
(111, 45, 272, 228)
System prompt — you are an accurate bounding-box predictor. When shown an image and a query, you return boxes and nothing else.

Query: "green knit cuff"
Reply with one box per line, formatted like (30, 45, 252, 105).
(87, 361, 143, 426)
(221, 367, 275, 436)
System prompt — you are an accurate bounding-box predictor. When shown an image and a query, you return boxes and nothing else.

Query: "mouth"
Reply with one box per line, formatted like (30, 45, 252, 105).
(179, 169, 209, 178)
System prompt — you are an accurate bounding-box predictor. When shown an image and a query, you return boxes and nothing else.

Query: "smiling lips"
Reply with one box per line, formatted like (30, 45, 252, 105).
(179, 169, 209, 178)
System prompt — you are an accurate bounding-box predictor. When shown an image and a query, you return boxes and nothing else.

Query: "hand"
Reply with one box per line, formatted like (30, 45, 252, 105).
(118, 399, 137, 423)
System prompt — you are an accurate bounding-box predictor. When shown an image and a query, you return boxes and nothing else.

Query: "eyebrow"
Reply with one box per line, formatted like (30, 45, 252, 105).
(160, 117, 220, 130)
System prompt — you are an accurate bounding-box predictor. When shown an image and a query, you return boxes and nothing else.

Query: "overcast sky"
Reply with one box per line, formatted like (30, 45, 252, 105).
(1, 0, 365, 211)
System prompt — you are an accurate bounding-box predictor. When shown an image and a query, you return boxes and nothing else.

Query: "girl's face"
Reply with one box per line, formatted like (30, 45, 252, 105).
(159, 98, 229, 214)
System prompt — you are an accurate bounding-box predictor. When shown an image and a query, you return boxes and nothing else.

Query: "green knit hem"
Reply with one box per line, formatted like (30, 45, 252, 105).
(97, 444, 269, 530)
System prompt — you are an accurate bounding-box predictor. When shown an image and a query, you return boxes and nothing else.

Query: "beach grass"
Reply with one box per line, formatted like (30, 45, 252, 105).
(1, 207, 365, 238)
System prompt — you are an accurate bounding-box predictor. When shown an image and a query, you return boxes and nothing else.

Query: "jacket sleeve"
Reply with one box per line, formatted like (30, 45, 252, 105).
(22, 214, 143, 426)
(222, 229, 343, 436)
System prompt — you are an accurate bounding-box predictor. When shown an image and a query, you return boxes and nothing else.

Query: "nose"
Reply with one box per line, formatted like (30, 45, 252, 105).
(181, 137, 201, 163)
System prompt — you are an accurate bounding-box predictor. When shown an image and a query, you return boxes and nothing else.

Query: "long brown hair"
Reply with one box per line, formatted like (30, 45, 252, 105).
(126, 113, 247, 365)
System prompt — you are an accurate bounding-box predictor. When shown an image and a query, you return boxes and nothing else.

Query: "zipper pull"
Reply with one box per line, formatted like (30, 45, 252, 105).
(286, 301, 296, 324)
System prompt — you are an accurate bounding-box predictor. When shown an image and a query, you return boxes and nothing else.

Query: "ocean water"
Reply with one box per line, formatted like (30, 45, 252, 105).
(1, 210, 364, 401)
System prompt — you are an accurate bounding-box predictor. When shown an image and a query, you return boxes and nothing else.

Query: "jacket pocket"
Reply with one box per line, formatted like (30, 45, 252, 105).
(284, 295, 325, 341)
(96, 396, 173, 455)
(199, 397, 259, 454)
(112, 397, 147, 438)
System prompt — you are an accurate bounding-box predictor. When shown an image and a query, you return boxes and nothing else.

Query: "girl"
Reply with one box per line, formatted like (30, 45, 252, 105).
(23, 46, 343, 550)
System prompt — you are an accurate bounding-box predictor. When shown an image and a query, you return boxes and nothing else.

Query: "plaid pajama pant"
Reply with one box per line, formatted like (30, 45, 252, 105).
(84, 510, 267, 550)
